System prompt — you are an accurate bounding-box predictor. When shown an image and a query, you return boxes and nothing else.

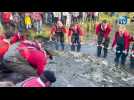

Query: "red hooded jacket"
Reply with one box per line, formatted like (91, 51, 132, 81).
(2, 12, 12, 24)
(0, 36, 10, 60)
(112, 31, 134, 50)
(18, 41, 48, 75)
(51, 25, 67, 35)
(4, 40, 47, 75)
(10, 32, 24, 44)
(68, 24, 84, 37)
(17, 77, 47, 87)
(0, 34, 6, 40)
(96, 23, 111, 39)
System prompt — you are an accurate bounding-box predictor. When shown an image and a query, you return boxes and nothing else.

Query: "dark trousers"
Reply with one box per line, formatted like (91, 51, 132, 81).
(72, 17, 78, 24)
(3, 23, 10, 33)
(18, 22, 24, 33)
(87, 15, 92, 22)
(61, 16, 67, 26)
(54, 32, 64, 50)
(97, 34, 110, 57)
(130, 56, 134, 68)
(114, 46, 128, 65)
(130, 45, 134, 68)
(71, 33, 81, 52)
(3, 21, 15, 33)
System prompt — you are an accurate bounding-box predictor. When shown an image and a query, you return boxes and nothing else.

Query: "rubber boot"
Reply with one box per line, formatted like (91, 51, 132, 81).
(71, 44, 75, 51)
(103, 48, 108, 58)
(77, 43, 81, 52)
(97, 46, 102, 57)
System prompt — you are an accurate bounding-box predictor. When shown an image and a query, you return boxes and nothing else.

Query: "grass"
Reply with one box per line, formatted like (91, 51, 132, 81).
(0, 12, 134, 43)
(40, 25, 51, 38)
(27, 25, 51, 40)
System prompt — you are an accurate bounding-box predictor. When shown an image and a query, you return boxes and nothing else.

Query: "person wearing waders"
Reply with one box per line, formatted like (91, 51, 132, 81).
(2, 40, 51, 78)
(112, 26, 134, 67)
(16, 70, 56, 87)
(50, 20, 66, 51)
(68, 22, 84, 52)
(130, 43, 134, 68)
(96, 20, 112, 58)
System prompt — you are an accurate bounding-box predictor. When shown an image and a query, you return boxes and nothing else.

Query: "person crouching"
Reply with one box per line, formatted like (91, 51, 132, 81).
(16, 70, 56, 87)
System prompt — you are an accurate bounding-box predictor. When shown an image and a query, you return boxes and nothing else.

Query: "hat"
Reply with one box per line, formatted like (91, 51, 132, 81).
(40, 70, 56, 83)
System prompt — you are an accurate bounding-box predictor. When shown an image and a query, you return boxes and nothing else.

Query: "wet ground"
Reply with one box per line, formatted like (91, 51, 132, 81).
(0, 39, 134, 87)
(45, 40, 134, 87)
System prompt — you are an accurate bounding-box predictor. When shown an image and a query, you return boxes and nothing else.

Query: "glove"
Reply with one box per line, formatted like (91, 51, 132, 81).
(49, 37, 52, 41)
(45, 49, 53, 60)
(111, 46, 116, 53)
(123, 49, 128, 54)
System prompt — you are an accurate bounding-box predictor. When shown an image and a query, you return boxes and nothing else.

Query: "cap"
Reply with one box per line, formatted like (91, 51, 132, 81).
(40, 70, 56, 83)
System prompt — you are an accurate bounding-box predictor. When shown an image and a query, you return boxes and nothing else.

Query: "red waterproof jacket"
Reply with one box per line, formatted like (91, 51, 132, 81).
(51, 25, 67, 35)
(17, 77, 47, 87)
(10, 32, 24, 44)
(2, 12, 12, 24)
(96, 23, 112, 39)
(0, 37, 10, 60)
(4, 40, 47, 75)
(112, 31, 134, 50)
(68, 24, 84, 37)
(18, 41, 48, 75)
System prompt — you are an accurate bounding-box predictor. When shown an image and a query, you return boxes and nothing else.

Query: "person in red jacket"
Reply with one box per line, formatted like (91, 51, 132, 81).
(16, 70, 56, 87)
(96, 20, 112, 58)
(50, 20, 66, 50)
(2, 12, 13, 33)
(0, 34, 11, 72)
(130, 43, 134, 68)
(0, 32, 25, 73)
(0, 35, 10, 61)
(112, 26, 134, 66)
(10, 32, 24, 44)
(68, 22, 84, 52)
(0, 31, 18, 61)
(2, 39, 49, 78)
